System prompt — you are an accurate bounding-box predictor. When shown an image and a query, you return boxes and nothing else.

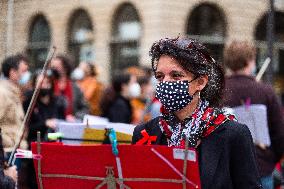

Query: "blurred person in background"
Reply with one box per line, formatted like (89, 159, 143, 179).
(140, 66, 162, 121)
(23, 71, 63, 189)
(124, 66, 144, 124)
(14, 54, 33, 99)
(126, 66, 161, 124)
(223, 41, 284, 189)
(0, 54, 28, 189)
(100, 72, 135, 123)
(50, 55, 89, 121)
(73, 62, 104, 116)
(23, 71, 64, 146)
(136, 76, 153, 123)
(0, 54, 28, 154)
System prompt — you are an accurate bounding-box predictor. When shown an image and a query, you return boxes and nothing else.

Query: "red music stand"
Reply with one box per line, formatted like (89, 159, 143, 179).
(31, 141, 201, 189)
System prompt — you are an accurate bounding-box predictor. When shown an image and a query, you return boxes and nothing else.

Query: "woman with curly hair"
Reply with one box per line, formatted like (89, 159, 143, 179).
(132, 37, 262, 189)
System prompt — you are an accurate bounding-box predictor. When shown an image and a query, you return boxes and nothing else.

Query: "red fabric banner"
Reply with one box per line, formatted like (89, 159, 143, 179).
(31, 143, 201, 189)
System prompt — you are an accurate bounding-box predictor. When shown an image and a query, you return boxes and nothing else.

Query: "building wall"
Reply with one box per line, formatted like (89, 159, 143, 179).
(0, 0, 8, 60)
(0, 0, 277, 83)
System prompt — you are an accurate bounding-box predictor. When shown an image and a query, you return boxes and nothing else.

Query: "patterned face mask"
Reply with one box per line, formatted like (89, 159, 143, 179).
(156, 79, 196, 112)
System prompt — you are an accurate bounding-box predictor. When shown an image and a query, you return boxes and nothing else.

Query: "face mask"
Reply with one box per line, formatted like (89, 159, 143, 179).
(128, 82, 141, 98)
(51, 68, 60, 79)
(18, 71, 31, 85)
(251, 65, 257, 76)
(71, 68, 85, 81)
(156, 80, 195, 112)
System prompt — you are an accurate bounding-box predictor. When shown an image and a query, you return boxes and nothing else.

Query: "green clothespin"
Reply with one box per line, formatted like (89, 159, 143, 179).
(48, 132, 64, 141)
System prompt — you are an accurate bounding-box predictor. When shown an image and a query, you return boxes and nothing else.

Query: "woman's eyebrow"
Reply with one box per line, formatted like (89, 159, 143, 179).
(155, 71, 164, 75)
(169, 70, 186, 75)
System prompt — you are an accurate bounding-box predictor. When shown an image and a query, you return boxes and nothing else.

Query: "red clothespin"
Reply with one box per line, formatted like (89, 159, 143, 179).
(136, 129, 157, 145)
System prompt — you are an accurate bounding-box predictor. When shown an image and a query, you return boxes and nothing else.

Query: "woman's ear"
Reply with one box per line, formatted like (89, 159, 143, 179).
(196, 75, 208, 91)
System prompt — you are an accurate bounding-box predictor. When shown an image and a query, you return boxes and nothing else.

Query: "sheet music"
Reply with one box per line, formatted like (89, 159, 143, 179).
(56, 121, 86, 144)
(83, 114, 109, 125)
(231, 104, 271, 146)
(107, 123, 135, 135)
(55, 119, 135, 144)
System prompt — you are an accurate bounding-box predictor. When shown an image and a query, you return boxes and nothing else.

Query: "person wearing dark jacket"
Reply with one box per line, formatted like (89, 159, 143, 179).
(50, 55, 89, 121)
(0, 129, 17, 189)
(23, 72, 63, 145)
(23, 72, 63, 189)
(101, 72, 133, 123)
(132, 37, 262, 189)
(223, 41, 284, 189)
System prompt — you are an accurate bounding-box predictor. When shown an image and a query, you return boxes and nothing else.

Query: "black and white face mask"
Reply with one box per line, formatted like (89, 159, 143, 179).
(156, 80, 195, 112)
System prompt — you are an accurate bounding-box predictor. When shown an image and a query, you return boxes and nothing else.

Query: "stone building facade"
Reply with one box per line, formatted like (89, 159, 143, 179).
(0, 0, 283, 86)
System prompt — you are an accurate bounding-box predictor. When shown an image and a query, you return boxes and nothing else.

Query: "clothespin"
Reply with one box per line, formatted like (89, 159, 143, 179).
(13, 149, 42, 165)
(241, 98, 251, 111)
(86, 118, 89, 128)
(108, 128, 118, 156)
(245, 98, 251, 110)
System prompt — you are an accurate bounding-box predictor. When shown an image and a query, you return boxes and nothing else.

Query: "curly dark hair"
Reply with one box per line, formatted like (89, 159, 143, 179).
(149, 37, 224, 107)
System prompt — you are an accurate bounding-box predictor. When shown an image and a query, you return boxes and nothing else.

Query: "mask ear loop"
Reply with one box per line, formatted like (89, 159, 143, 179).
(188, 75, 201, 100)
(192, 90, 201, 99)
(188, 76, 199, 83)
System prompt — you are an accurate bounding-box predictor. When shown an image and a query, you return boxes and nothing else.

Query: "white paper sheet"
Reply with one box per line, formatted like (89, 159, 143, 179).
(232, 104, 271, 146)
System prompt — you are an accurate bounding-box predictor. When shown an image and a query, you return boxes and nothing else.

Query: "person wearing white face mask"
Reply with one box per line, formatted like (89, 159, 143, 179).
(71, 67, 85, 81)
(128, 76, 145, 125)
(128, 81, 141, 98)
(76, 62, 105, 116)
(100, 72, 134, 124)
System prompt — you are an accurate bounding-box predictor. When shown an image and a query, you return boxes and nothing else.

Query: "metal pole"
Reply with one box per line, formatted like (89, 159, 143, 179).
(266, 0, 275, 84)
(5, 0, 14, 56)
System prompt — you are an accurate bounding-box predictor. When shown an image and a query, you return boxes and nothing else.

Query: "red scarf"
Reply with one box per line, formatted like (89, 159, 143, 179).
(54, 79, 73, 116)
(159, 100, 235, 148)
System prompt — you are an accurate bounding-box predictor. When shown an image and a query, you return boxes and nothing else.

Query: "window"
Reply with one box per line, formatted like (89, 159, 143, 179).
(27, 15, 51, 69)
(68, 9, 94, 65)
(255, 11, 284, 102)
(186, 3, 226, 62)
(110, 3, 141, 72)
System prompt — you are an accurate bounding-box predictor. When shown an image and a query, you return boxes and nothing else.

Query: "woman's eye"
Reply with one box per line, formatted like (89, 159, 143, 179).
(172, 73, 184, 79)
(155, 74, 164, 81)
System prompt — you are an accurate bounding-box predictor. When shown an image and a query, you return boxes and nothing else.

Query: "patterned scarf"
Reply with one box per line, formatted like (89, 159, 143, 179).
(159, 100, 235, 148)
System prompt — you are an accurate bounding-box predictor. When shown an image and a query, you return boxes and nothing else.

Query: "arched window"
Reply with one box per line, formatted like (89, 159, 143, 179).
(186, 3, 226, 62)
(27, 15, 51, 69)
(68, 9, 94, 65)
(255, 11, 284, 100)
(110, 3, 142, 72)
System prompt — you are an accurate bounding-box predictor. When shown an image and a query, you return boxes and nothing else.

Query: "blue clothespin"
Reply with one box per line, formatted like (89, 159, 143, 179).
(109, 128, 118, 156)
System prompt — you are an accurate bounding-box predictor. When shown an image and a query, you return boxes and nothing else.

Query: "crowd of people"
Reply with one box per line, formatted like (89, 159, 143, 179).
(0, 37, 283, 189)
(0, 52, 161, 188)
